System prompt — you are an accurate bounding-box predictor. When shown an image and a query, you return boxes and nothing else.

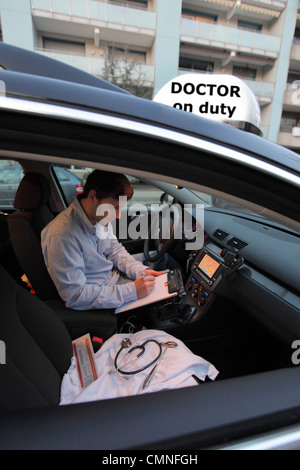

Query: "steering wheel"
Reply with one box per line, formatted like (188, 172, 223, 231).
(143, 203, 181, 262)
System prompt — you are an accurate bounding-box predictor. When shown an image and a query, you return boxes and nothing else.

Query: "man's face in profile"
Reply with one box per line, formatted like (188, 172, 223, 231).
(96, 196, 127, 226)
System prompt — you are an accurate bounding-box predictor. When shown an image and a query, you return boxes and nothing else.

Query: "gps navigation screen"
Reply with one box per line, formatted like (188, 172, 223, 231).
(199, 254, 220, 279)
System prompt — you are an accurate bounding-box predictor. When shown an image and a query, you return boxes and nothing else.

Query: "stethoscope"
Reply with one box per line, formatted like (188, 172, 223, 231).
(114, 337, 177, 378)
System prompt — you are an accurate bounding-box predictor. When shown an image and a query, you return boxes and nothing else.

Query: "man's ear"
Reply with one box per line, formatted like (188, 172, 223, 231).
(88, 189, 97, 203)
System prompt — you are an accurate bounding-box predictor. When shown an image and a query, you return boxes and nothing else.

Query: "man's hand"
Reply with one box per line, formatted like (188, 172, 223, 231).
(143, 269, 163, 277)
(134, 274, 156, 299)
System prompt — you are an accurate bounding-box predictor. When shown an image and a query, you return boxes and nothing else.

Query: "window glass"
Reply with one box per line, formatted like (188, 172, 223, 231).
(179, 57, 214, 73)
(182, 9, 217, 23)
(43, 37, 85, 55)
(192, 189, 263, 218)
(233, 65, 257, 80)
(0, 160, 24, 210)
(110, 0, 148, 7)
(56, 169, 69, 182)
(126, 176, 164, 209)
(52, 165, 86, 206)
(53, 166, 165, 209)
(237, 20, 262, 32)
(108, 46, 146, 64)
(0, 167, 18, 184)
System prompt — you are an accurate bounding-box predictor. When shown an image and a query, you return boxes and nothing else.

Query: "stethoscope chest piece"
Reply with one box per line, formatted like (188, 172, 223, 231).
(114, 338, 163, 376)
(121, 338, 131, 349)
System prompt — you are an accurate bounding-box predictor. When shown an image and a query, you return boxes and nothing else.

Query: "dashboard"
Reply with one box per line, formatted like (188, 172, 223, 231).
(204, 209, 300, 294)
(203, 210, 300, 344)
(153, 206, 300, 346)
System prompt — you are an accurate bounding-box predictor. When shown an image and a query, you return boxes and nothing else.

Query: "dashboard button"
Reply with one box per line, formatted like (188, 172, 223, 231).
(192, 289, 199, 298)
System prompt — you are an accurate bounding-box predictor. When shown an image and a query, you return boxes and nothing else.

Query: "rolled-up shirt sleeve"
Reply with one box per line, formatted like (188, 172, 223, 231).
(42, 233, 138, 310)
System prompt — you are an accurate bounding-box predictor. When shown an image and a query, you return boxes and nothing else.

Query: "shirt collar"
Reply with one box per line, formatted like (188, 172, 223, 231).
(72, 196, 96, 233)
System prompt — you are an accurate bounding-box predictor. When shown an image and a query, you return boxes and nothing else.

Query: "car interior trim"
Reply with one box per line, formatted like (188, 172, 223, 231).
(218, 424, 300, 450)
(0, 96, 300, 188)
(1, 149, 300, 235)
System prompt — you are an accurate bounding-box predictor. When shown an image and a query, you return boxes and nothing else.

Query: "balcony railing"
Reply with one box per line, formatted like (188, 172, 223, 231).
(31, 0, 156, 32)
(283, 83, 300, 109)
(242, 78, 274, 103)
(181, 18, 281, 57)
(35, 48, 155, 83)
(178, 69, 274, 104)
(277, 131, 300, 149)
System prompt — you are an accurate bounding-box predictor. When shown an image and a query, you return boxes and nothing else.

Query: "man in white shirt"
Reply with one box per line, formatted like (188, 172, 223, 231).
(41, 170, 162, 310)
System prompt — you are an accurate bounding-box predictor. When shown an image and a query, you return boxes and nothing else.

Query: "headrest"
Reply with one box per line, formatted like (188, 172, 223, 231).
(14, 172, 51, 211)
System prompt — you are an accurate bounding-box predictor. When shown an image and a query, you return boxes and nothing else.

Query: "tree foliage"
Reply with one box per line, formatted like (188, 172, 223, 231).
(101, 48, 153, 99)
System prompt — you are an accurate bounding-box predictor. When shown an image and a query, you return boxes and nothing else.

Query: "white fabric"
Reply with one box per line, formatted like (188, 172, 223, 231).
(60, 330, 218, 405)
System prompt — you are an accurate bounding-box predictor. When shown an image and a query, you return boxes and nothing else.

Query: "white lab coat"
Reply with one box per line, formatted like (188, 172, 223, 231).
(60, 329, 219, 405)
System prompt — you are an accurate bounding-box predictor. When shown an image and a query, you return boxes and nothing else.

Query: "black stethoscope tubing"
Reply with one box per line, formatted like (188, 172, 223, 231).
(114, 339, 162, 376)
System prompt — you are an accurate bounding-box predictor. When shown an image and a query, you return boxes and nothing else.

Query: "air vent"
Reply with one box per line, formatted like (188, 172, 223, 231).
(227, 237, 248, 250)
(213, 229, 229, 241)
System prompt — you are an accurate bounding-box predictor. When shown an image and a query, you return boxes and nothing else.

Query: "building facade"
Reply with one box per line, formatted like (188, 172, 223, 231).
(0, 0, 299, 151)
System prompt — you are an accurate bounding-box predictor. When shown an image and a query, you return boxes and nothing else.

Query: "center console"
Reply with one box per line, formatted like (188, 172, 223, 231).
(184, 245, 244, 323)
(153, 244, 243, 328)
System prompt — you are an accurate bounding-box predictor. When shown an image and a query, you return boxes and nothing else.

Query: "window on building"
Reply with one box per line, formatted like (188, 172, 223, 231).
(179, 57, 214, 73)
(287, 72, 300, 86)
(237, 20, 262, 32)
(280, 113, 300, 133)
(110, 0, 148, 7)
(182, 9, 217, 23)
(108, 46, 146, 64)
(293, 27, 300, 44)
(233, 65, 257, 80)
(43, 37, 85, 55)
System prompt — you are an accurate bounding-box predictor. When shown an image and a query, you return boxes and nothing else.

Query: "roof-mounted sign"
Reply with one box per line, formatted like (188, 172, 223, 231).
(154, 73, 262, 136)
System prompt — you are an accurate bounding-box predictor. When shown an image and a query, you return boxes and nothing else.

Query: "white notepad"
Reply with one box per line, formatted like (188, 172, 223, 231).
(115, 273, 177, 313)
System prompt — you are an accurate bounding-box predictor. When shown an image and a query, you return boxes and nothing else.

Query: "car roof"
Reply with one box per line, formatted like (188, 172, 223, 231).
(0, 42, 128, 94)
(0, 43, 299, 176)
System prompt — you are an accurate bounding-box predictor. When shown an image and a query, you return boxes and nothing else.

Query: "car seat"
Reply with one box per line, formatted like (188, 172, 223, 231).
(0, 264, 73, 410)
(7, 172, 118, 341)
(0, 211, 23, 284)
(7, 172, 58, 300)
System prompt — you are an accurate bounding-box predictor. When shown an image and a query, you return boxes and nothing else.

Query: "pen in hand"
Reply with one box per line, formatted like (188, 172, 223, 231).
(134, 274, 155, 298)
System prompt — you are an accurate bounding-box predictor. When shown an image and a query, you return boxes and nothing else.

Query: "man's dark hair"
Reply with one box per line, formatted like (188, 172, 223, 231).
(81, 170, 133, 200)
